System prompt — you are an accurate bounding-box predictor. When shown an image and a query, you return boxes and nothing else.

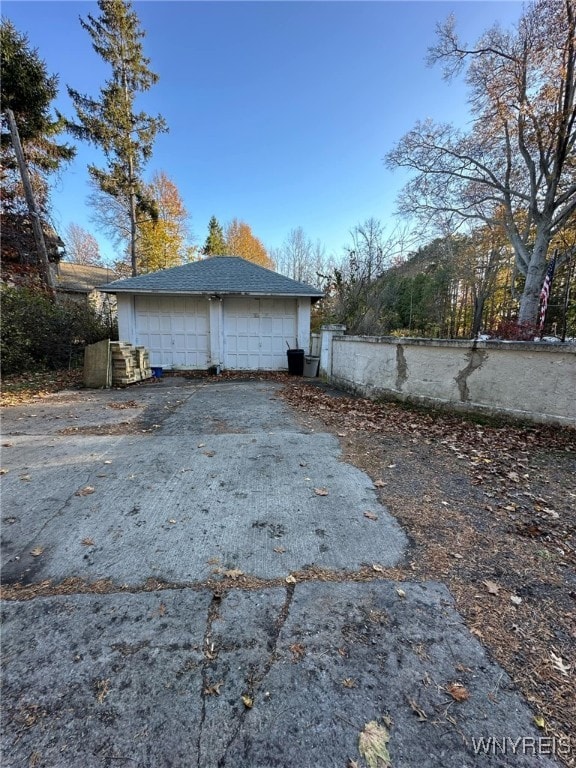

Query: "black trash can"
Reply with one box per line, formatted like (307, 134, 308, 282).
(286, 348, 305, 376)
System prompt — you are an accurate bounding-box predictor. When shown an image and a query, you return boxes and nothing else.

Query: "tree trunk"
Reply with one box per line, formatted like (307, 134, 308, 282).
(517, 238, 549, 326)
(129, 188, 138, 277)
(6, 109, 56, 297)
(472, 295, 484, 338)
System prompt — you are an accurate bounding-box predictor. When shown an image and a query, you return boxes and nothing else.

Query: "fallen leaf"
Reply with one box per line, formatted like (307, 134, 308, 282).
(81, 537, 95, 546)
(451, 552, 463, 559)
(203, 450, 216, 458)
(358, 720, 391, 768)
(387, 463, 396, 469)
(103, 460, 112, 465)
(446, 682, 470, 702)
(75, 486, 95, 496)
(19, 474, 31, 481)
(197, 443, 206, 448)
(534, 715, 546, 730)
(510, 595, 522, 606)
(273, 546, 286, 554)
(204, 642, 218, 660)
(482, 579, 500, 595)
(222, 568, 244, 580)
(2, 442, 13, 447)
(168, 519, 177, 524)
(396, 588, 406, 599)
(348, 761, 360, 768)
(95, 679, 110, 704)
(285, 574, 297, 584)
(372, 564, 385, 573)
(408, 698, 427, 721)
(364, 511, 378, 521)
(30, 546, 44, 557)
(207, 557, 220, 565)
(204, 680, 223, 696)
(313, 487, 329, 496)
(342, 677, 357, 688)
(0, 468, 9, 475)
(289, 643, 306, 661)
(241, 694, 253, 709)
(550, 652, 571, 676)
(373, 480, 386, 488)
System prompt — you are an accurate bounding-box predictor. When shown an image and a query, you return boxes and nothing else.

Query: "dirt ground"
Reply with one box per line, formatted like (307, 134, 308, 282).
(279, 379, 576, 767)
(1, 369, 575, 766)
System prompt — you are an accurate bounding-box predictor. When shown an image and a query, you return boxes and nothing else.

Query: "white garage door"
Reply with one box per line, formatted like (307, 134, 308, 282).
(223, 297, 297, 370)
(134, 295, 210, 369)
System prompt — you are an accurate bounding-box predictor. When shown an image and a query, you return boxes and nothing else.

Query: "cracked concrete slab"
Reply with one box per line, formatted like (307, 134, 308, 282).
(1, 583, 557, 768)
(0, 379, 562, 766)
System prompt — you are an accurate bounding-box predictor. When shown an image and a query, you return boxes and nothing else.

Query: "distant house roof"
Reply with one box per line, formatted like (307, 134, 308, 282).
(99, 256, 324, 299)
(56, 263, 119, 293)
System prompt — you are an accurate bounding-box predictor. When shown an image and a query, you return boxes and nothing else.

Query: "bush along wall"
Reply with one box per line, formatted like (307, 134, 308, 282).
(1, 286, 118, 375)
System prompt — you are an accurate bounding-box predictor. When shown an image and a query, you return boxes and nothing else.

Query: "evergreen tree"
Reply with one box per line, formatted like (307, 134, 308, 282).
(1, 20, 74, 171)
(203, 216, 226, 256)
(1, 20, 74, 282)
(67, 0, 167, 276)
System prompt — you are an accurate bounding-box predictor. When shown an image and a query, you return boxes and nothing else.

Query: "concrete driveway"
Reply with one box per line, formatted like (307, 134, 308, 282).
(0, 378, 557, 767)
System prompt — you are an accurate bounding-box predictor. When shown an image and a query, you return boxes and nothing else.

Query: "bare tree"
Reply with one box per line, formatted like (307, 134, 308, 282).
(63, 223, 103, 265)
(275, 227, 328, 287)
(386, 0, 576, 327)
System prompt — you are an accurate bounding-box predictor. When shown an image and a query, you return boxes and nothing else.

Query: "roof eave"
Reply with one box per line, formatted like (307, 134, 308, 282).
(99, 287, 324, 299)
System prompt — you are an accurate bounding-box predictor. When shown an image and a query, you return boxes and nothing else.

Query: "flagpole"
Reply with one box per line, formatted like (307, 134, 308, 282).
(561, 251, 573, 343)
(538, 248, 558, 337)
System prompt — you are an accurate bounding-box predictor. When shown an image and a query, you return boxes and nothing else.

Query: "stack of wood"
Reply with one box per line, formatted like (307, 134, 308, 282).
(110, 342, 152, 385)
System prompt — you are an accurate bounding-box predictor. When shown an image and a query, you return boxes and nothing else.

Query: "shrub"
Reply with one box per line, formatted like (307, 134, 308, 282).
(1, 286, 118, 375)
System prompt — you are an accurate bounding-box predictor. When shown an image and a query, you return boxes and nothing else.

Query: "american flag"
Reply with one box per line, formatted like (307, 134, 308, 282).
(538, 251, 557, 334)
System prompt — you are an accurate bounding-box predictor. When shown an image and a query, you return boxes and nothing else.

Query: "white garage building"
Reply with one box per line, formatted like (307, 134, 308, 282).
(100, 256, 324, 371)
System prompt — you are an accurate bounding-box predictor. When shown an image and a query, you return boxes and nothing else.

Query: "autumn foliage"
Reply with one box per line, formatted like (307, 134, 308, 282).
(224, 218, 274, 269)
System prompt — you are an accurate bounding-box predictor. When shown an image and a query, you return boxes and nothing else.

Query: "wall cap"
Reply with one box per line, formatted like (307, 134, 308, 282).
(334, 335, 576, 353)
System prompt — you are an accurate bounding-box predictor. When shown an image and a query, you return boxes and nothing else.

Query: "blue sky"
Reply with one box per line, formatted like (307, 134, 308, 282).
(4, 1, 524, 263)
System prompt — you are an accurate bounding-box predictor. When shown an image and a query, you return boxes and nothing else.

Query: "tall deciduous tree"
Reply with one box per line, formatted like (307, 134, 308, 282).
(63, 223, 103, 265)
(67, 0, 167, 277)
(386, 0, 576, 327)
(225, 218, 274, 269)
(137, 171, 196, 272)
(202, 215, 226, 256)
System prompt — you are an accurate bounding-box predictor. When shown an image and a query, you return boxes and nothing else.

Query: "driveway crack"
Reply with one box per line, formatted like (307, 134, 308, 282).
(196, 589, 225, 768)
(215, 583, 295, 768)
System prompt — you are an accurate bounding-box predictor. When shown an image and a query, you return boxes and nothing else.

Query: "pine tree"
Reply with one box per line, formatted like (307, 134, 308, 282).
(1, 20, 74, 172)
(203, 216, 226, 256)
(1, 20, 74, 285)
(67, 0, 167, 276)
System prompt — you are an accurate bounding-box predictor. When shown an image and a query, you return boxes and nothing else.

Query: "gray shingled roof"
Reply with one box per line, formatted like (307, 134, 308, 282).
(99, 256, 324, 298)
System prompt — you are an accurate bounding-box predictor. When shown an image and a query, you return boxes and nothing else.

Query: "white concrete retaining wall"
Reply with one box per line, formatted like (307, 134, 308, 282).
(325, 334, 576, 427)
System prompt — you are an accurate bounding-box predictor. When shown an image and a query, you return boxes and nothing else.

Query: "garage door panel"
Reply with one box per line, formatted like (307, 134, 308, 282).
(135, 296, 210, 369)
(223, 297, 297, 371)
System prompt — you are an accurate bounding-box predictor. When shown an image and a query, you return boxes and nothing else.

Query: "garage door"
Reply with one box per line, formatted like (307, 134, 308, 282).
(223, 297, 297, 370)
(134, 295, 210, 369)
